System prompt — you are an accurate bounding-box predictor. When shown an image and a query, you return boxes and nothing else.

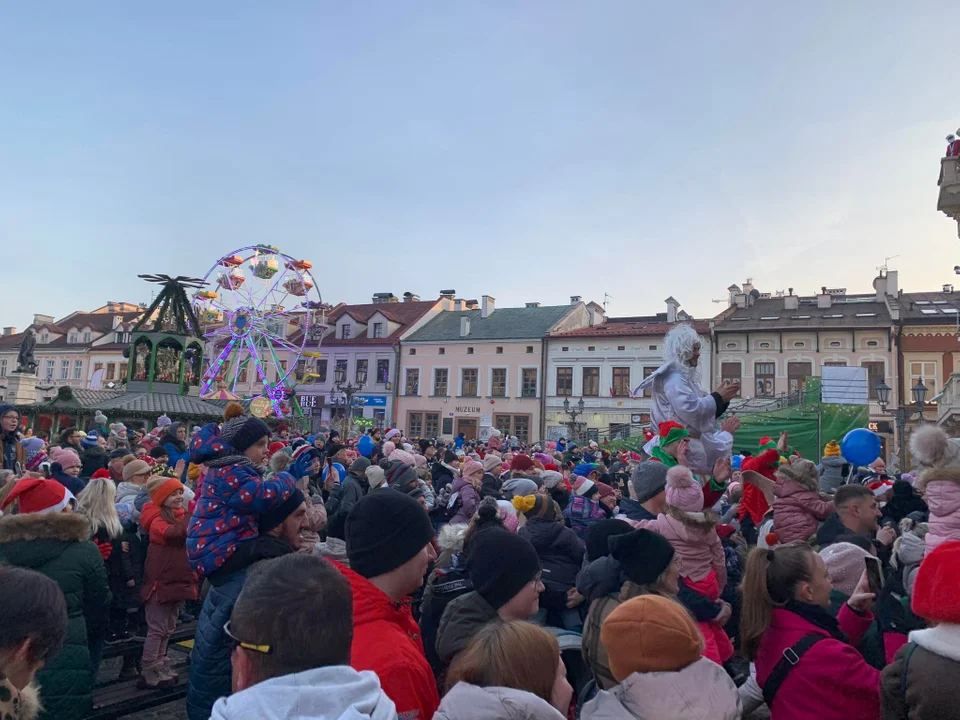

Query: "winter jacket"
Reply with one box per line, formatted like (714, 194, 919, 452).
(519, 516, 583, 592)
(420, 542, 473, 680)
(210, 665, 398, 720)
(893, 531, 925, 595)
(325, 473, 366, 538)
(50, 469, 85, 497)
(140, 503, 198, 604)
(881, 624, 960, 720)
(435, 590, 498, 671)
(880, 481, 928, 526)
(754, 603, 881, 720)
(187, 426, 297, 577)
(449, 476, 480, 525)
(563, 495, 608, 541)
(115, 480, 143, 509)
(337, 563, 440, 720)
(616, 498, 656, 522)
(582, 581, 651, 690)
(0, 512, 111, 720)
(0, 678, 40, 720)
(818, 455, 848, 494)
(577, 554, 623, 605)
(78, 446, 109, 479)
(739, 448, 779, 524)
(627, 507, 726, 587)
(479, 472, 502, 500)
(772, 478, 835, 544)
(315, 536, 349, 566)
(917, 468, 960, 553)
(581, 658, 741, 720)
(162, 423, 191, 480)
(433, 682, 566, 720)
(431, 462, 456, 490)
(1, 431, 25, 472)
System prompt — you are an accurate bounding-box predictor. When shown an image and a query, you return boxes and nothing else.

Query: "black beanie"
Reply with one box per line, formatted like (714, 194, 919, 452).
(259, 488, 305, 534)
(585, 519, 634, 562)
(467, 528, 541, 610)
(443, 450, 458, 464)
(608, 529, 675, 586)
(346, 490, 435, 579)
(220, 416, 271, 453)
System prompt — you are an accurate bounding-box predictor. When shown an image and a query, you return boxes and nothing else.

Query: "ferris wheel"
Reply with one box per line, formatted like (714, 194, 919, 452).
(193, 245, 323, 417)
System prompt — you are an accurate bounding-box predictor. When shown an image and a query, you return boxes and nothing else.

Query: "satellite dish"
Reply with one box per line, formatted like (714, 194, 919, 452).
(750, 289, 761, 299)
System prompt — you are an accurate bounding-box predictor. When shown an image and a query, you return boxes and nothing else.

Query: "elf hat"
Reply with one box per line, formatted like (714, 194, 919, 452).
(1, 479, 75, 515)
(759, 437, 779, 451)
(658, 420, 690, 447)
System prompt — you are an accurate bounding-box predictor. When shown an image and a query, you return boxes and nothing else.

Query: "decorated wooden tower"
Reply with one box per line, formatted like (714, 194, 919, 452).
(126, 274, 207, 395)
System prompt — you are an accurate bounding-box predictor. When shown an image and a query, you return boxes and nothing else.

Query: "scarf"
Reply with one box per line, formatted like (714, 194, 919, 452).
(650, 445, 678, 467)
(784, 599, 848, 644)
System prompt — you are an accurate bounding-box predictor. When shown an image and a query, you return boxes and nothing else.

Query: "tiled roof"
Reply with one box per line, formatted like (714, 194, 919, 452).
(551, 320, 710, 339)
(328, 300, 439, 328)
(895, 292, 960, 322)
(713, 294, 893, 331)
(93, 392, 226, 417)
(53, 310, 141, 333)
(405, 305, 575, 342)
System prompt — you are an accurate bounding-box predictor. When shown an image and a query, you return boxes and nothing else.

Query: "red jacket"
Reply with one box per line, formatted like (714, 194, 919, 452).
(756, 604, 881, 720)
(739, 448, 780, 524)
(336, 562, 440, 720)
(140, 503, 198, 604)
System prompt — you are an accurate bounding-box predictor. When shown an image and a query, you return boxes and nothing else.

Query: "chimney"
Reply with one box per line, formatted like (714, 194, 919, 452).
(784, 288, 799, 310)
(944, 283, 954, 294)
(886, 270, 898, 295)
(742, 280, 754, 296)
(454, 299, 464, 311)
(481, 295, 495, 319)
(817, 286, 832, 309)
(439, 289, 456, 300)
(371, 292, 398, 304)
(734, 294, 747, 309)
(873, 274, 887, 301)
(2, 327, 15, 337)
(403, 292, 421, 303)
(460, 316, 470, 337)
(727, 285, 741, 306)
(665, 296, 680, 323)
(33, 314, 54, 326)
(525, 302, 541, 308)
(464, 299, 479, 310)
(570, 295, 582, 305)
(112, 316, 123, 330)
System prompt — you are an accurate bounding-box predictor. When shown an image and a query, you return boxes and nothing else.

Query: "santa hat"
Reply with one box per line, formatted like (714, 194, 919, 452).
(658, 421, 690, 447)
(572, 476, 595, 497)
(1, 479, 75, 515)
(867, 480, 894, 498)
(384, 428, 401, 442)
(291, 444, 319, 463)
(267, 441, 286, 458)
(665, 465, 704, 513)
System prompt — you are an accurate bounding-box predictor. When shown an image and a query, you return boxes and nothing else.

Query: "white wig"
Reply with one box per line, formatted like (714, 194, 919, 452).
(664, 324, 702, 365)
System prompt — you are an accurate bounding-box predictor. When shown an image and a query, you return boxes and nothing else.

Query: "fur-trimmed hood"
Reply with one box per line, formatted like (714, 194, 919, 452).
(0, 678, 40, 720)
(917, 466, 960, 493)
(0, 511, 90, 544)
(437, 523, 468, 553)
(911, 425, 960, 470)
(777, 457, 820, 494)
(663, 503, 718, 532)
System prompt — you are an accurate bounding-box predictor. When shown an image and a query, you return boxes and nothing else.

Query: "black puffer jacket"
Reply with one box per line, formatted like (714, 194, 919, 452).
(479, 472, 502, 500)
(518, 517, 584, 592)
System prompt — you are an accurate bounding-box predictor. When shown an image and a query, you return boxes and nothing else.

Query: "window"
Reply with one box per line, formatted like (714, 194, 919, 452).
(372, 322, 383, 339)
(513, 415, 530, 443)
(461, 368, 478, 396)
(526, 346, 533, 353)
(82, 332, 91, 343)
(408, 412, 423, 437)
(467, 347, 474, 355)
(425, 413, 440, 438)
(60, 359, 69, 380)
(556, 367, 573, 397)
(0, 359, 7, 378)
(611, 367, 631, 397)
(562, 347, 569, 352)
(119, 363, 127, 379)
(434, 368, 449, 396)
(618, 346, 625, 351)
(106, 363, 116, 380)
(862, 361, 885, 400)
(376, 359, 390, 384)
(582, 367, 600, 397)
(866, 340, 879, 348)
(45, 359, 55, 380)
(909, 361, 938, 403)
(759, 342, 771, 349)
(588, 346, 595, 352)
(721, 363, 741, 393)
(317, 359, 327, 383)
(340, 324, 351, 340)
(238, 365, 249, 384)
(828, 341, 841, 348)
(94, 362, 103, 372)
(441, 417, 453, 435)
(641, 366, 658, 398)
(649, 345, 657, 351)
(439, 348, 445, 355)
(355, 358, 368, 384)
(278, 360, 287, 375)
(726, 342, 737, 349)
(496, 347, 503, 354)
(408, 348, 416, 355)
(793, 341, 805, 348)
(68, 333, 77, 344)
(495, 414, 512, 436)
(491, 368, 507, 397)
(405, 368, 420, 395)
(521, 368, 537, 398)
(755, 362, 775, 397)
(788, 361, 812, 394)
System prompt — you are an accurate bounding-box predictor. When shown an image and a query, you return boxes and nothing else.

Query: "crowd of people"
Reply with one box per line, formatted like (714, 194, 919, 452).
(0, 322, 959, 720)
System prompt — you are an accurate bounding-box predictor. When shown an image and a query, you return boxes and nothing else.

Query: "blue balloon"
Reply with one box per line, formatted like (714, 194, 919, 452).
(731, 455, 743, 471)
(323, 462, 346, 481)
(841, 428, 881, 467)
(357, 435, 375, 457)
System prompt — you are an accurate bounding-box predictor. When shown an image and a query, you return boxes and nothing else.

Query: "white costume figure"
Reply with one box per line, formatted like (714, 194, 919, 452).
(633, 324, 733, 474)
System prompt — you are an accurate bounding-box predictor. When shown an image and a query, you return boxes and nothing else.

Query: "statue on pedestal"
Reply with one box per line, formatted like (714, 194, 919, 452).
(16, 328, 37, 375)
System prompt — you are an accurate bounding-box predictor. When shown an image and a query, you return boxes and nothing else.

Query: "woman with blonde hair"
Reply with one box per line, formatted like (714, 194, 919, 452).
(435, 620, 573, 720)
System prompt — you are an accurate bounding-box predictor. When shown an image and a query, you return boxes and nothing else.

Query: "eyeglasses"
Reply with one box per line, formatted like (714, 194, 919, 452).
(223, 621, 272, 654)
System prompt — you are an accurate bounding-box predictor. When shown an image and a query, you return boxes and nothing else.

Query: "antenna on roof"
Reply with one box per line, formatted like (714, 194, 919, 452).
(603, 293, 613, 312)
(878, 255, 900, 273)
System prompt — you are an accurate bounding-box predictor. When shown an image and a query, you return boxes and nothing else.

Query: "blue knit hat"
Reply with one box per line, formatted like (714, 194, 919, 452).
(80, 430, 99, 450)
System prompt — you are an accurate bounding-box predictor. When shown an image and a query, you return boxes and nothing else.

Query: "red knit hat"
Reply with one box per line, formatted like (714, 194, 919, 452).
(0, 479, 75, 515)
(595, 482, 616, 499)
(91, 468, 111, 480)
(911, 540, 960, 623)
(267, 441, 286, 458)
(510, 454, 536, 472)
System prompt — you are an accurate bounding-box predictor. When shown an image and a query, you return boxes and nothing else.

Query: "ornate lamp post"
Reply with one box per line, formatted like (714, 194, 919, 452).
(334, 363, 367, 437)
(562, 397, 586, 444)
(876, 378, 928, 472)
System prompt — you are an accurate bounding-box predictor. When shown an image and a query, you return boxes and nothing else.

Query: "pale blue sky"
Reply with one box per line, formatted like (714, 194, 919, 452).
(1, 2, 957, 331)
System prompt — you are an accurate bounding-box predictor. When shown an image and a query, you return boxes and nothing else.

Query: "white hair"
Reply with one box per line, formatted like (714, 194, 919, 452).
(664, 324, 703, 384)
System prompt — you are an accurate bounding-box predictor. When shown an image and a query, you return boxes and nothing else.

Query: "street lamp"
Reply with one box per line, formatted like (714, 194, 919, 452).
(562, 397, 586, 444)
(334, 363, 367, 437)
(876, 378, 929, 471)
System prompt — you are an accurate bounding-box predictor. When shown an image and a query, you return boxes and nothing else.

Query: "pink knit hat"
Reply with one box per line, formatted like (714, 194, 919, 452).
(496, 500, 519, 533)
(819, 542, 870, 596)
(50, 447, 82, 471)
(462, 460, 484, 484)
(665, 465, 703, 512)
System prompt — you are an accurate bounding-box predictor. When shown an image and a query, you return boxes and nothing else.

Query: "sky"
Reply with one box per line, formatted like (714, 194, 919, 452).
(1, 2, 958, 332)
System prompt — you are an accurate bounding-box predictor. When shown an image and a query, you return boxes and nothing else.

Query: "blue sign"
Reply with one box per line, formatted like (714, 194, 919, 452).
(357, 395, 388, 407)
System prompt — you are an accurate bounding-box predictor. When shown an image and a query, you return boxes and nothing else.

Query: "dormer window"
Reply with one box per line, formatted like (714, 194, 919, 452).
(372, 322, 383, 339)
(68, 333, 78, 343)
(341, 324, 351, 340)
(82, 332, 92, 343)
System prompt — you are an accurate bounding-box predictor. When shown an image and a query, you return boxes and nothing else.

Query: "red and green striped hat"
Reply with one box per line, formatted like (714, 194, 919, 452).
(659, 420, 690, 447)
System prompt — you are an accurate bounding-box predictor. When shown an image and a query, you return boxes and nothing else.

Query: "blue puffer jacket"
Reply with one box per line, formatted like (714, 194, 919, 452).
(186, 570, 247, 720)
(162, 422, 191, 481)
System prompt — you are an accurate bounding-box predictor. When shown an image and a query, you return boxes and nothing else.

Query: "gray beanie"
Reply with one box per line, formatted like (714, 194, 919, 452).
(630, 461, 669, 503)
(502, 476, 539, 500)
(540, 470, 564, 490)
